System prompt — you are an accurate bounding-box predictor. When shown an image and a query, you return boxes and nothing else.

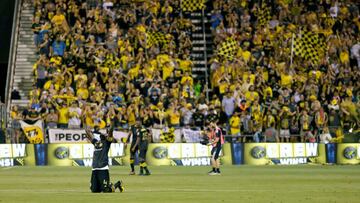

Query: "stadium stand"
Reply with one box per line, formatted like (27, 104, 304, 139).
(11, 2, 37, 106)
(5, 0, 360, 144)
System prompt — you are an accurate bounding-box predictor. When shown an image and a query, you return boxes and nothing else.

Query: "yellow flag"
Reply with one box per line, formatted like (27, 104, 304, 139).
(19, 120, 45, 144)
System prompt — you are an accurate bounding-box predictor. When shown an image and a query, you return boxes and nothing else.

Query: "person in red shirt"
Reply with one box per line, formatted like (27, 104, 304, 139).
(207, 122, 225, 175)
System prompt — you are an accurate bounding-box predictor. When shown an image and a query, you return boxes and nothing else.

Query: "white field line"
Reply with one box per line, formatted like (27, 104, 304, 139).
(0, 188, 274, 193)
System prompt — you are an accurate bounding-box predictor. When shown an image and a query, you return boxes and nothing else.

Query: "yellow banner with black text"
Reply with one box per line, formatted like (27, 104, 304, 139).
(1, 143, 359, 167)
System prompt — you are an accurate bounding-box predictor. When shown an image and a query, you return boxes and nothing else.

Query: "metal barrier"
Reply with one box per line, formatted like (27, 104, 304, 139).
(5, 0, 21, 127)
(0, 103, 7, 143)
(0, 103, 5, 129)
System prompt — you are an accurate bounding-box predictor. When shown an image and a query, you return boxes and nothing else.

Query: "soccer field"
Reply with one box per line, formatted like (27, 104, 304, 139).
(0, 165, 359, 203)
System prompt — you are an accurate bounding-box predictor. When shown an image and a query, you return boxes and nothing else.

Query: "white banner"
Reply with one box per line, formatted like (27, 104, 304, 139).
(183, 129, 202, 143)
(151, 128, 182, 143)
(48, 129, 129, 143)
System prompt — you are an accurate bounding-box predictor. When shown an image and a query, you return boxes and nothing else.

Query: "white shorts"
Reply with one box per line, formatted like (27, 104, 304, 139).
(280, 129, 290, 138)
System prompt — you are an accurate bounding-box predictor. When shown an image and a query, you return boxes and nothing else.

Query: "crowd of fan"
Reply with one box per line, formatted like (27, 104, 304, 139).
(10, 0, 360, 144)
(207, 0, 360, 143)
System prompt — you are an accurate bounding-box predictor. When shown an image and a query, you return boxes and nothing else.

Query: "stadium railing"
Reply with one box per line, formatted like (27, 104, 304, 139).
(0, 103, 5, 129)
(5, 0, 21, 127)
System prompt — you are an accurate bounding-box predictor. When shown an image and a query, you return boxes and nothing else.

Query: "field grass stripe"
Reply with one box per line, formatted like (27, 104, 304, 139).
(0, 188, 274, 193)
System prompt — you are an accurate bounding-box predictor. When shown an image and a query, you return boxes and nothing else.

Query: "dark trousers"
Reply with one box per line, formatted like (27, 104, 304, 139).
(130, 144, 138, 159)
(90, 169, 110, 193)
(139, 148, 147, 162)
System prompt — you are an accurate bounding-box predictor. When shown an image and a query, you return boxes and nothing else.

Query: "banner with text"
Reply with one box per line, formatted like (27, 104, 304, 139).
(47, 143, 125, 166)
(48, 129, 128, 143)
(1, 143, 359, 167)
(0, 144, 36, 167)
(0, 143, 125, 167)
(243, 143, 324, 165)
(182, 129, 202, 143)
(146, 143, 232, 166)
(19, 120, 45, 144)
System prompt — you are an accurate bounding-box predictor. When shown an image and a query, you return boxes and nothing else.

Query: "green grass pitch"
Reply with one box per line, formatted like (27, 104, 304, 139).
(0, 165, 359, 203)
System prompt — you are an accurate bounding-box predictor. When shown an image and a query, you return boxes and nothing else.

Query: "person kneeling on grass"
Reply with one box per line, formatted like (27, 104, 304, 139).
(85, 124, 124, 193)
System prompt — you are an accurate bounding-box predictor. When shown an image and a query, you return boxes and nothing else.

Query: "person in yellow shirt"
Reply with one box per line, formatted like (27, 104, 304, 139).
(229, 112, 242, 142)
(161, 0, 173, 15)
(280, 71, 293, 88)
(74, 68, 88, 89)
(120, 51, 132, 70)
(178, 55, 193, 73)
(128, 64, 140, 80)
(299, 109, 312, 142)
(241, 47, 251, 63)
(51, 9, 66, 26)
(127, 103, 138, 127)
(91, 86, 105, 103)
(180, 72, 194, 86)
(245, 85, 259, 103)
(218, 79, 229, 96)
(181, 81, 194, 99)
(242, 70, 255, 85)
(55, 102, 69, 128)
(167, 105, 181, 128)
(251, 100, 263, 126)
(148, 1, 160, 15)
(157, 53, 171, 67)
(263, 110, 276, 129)
(308, 69, 322, 83)
(339, 49, 349, 64)
(263, 86, 273, 100)
(340, 96, 360, 128)
(119, 39, 133, 54)
(29, 85, 41, 103)
(278, 106, 292, 143)
(256, 65, 269, 82)
(153, 102, 167, 128)
(76, 83, 89, 100)
(93, 112, 106, 129)
(143, 62, 155, 78)
(84, 105, 94, 128)
(162, 61, 174, 81)
(210, 94, 222, 109)
(170, 83, 180, 98)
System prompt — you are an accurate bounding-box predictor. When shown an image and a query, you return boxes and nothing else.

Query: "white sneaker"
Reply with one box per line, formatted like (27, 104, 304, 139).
(208, 171, 217, 176)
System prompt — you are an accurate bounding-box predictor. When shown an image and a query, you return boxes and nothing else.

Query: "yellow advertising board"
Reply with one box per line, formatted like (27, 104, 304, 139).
(47, 143, 125, 166)
(145, 143, 232, 166)
(244, 143, 325, 165)
(337, 144, 360, 164)
(0, 144, 36, 166)
(2, 143, 359, 167)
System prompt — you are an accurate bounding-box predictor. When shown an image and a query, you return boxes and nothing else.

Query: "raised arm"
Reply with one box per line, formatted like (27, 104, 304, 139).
(85, 127, 94, 142)
(108, 121, 114, 138)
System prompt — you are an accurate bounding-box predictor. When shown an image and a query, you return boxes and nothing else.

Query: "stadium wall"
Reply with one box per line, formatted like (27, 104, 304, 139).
(0, 143, 359, 167)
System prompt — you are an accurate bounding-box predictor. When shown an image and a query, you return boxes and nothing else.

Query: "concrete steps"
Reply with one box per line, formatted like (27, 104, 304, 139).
(188, 10, 214, 81)
(10, 4, 35, 107)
